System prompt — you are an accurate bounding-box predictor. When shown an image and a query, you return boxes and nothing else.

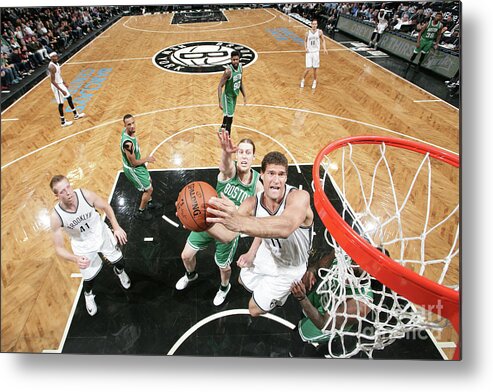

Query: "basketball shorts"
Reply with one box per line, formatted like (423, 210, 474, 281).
(414, 38, 434, 54)
(123, 165, 152, 192)
(375, 23, 387, 34)
(75, 224, 123, 281)
(222, 93, 237, 117)
(305, 51, 320, 68)
(187, 230, 239, 269)
(51, 83, 70, 104)
(239, 243, 306, 312)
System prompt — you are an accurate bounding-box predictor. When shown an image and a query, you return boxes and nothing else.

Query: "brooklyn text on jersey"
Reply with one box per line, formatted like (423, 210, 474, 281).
(152, 41, 258, 74)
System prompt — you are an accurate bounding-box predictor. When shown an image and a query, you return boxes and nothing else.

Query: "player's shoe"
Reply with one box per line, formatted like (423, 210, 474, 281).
(147, 200, 163, 210)
(300, 79, 305, 88)
(175, 272, 198, 290)
(135, 209, 152, 220)
(74, 112, 86, 120)
(61, 121, 73, 127)
(114, 267, 131, 289)
(312, 80, 317, 89)
(213, 283, 231, 306)
(84, 292, 97, 316)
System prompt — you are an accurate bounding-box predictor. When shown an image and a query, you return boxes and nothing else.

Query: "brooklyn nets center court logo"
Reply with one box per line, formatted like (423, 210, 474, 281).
(152, 41, 258, 74)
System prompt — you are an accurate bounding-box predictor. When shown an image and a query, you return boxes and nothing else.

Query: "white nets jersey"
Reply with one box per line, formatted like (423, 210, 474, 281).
(49, 61, 63, 84)
(376, 13, 389, 33)
(54, 189, 104, 254)
(255, 185, 313, 269)
(307, 29, 321, 53)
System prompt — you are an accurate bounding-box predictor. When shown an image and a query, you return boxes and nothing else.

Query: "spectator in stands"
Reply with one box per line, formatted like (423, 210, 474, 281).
(30, 36, 50, 61)
(23, 22, 36, 39)
(36, 20, 48, 36)
(325, 9, 338, 39)
(357, 5, 372, 21)
(9, 47, 33, 76)
(441, 23, 459, 51)
(14, 26, 25, 45)
(442, 13, 456, 32)
(1, 51, 22, 86)
(392, 12, 413, 33)
(410, 7, 429, 32)
(20, 45, 39, 69)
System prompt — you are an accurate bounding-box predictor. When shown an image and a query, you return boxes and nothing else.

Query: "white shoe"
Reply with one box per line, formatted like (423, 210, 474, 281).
(61, 120, 73, 127)
(175, 272, 198, 290)
(300, 79, 305, 88)
(114, 267, 131, 289)
(312, 81, 317, 89)
(84, 292, 97, 316)
(213, 283, 231, 306)
(74, 112, 85, 120)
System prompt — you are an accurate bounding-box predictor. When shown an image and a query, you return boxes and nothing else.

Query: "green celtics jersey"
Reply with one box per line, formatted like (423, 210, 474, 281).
(216, 165, 259, 206)
(120, 129, 141, 168)
(422, 19, 443, 41)
(224, 63, 242, 97)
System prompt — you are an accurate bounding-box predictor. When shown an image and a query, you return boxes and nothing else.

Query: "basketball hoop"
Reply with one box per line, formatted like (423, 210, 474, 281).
(312, 136, 460, 359)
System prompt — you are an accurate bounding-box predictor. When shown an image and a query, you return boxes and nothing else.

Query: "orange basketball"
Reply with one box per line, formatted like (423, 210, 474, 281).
(176, 181, 217, 232)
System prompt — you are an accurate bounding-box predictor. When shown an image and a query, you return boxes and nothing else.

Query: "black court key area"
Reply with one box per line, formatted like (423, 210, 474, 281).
(171, 10, 228, 24)
(61, 165, 442, 359)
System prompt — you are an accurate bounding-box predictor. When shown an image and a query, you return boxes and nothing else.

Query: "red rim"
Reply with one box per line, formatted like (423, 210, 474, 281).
(313, 136, 460, 359)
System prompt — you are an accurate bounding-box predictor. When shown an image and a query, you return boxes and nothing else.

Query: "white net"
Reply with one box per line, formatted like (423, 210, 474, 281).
(313, 140, 459, 359)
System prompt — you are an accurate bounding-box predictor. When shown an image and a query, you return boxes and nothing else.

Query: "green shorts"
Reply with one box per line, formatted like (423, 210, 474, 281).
(222, 93, 237, 117)
(123, 165, 151, 192)
(187, 230, 239, 269)
(414, 38, 434, 54)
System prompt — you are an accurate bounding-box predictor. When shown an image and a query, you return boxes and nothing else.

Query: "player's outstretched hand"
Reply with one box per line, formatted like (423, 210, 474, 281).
(290, 280, 307, 301)
(218, 129, 238, 154)
(113, 226, 127, 245)
(206, 193, 241, 231)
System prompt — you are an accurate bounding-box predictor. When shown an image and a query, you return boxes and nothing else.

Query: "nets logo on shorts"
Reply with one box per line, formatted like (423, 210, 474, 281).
(152, 41, 257, 74)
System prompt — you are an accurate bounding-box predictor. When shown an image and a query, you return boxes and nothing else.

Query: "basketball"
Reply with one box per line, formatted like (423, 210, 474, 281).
(176, 181, 217, 232)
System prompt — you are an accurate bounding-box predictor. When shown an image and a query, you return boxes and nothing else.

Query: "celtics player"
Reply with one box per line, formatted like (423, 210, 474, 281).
(175, 130, 262, 306)
(121, 114, 161, 221)
(289, 250, 373, 357)
(409, 12, 444, 68)
(217, 50, 246, 134)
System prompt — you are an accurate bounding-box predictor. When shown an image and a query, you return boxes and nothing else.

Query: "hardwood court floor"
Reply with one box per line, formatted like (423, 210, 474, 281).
(0, 8, 459, 356)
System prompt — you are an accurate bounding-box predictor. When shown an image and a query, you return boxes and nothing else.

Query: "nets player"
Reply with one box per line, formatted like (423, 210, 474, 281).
(217, 50, 247, 134)
(206, 151, 314, 316)
(300, 19, 328, 89)
(175, 130, 263, 306)
(48, 52, 85, 127)
(369, 9, 390, 49)
(49, 175, 130, 316)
